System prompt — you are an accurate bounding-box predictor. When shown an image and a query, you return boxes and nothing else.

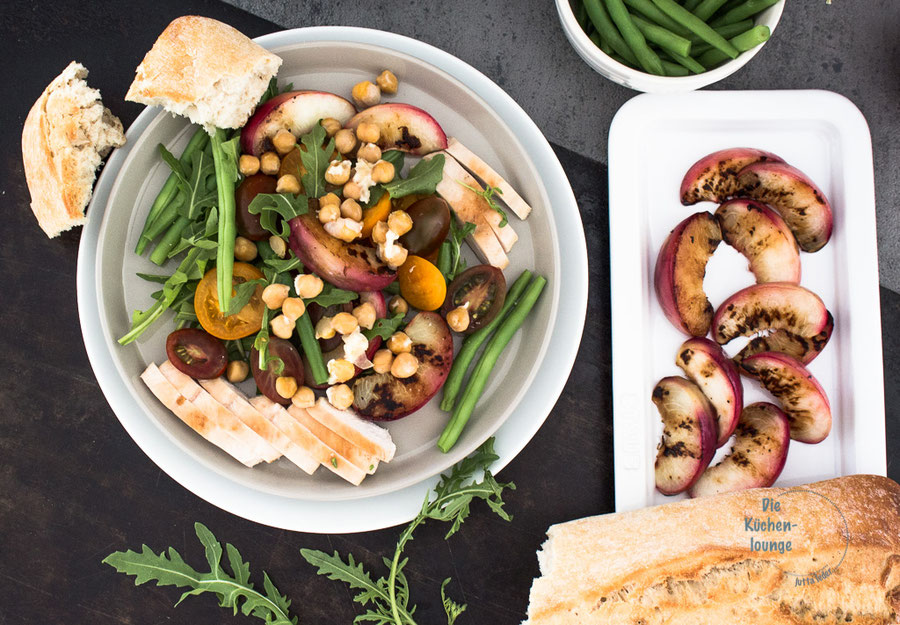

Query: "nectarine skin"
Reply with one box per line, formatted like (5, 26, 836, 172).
(713, 283, 829, 345)
(680, 148, 783, 205)
(345, 103, 448, 155)
(676, 337, 743, 448)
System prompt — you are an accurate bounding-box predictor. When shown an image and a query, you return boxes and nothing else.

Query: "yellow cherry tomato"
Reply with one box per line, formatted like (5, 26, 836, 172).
(360, 192, 392, 239)
(398, 256, 447, 311)
(194, 262, 266, 340)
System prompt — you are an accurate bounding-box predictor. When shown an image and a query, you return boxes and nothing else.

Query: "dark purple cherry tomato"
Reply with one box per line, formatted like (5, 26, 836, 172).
(441, 265, 507, 333)
(236, 174, 277, 241)
(250, 337, 305, 405)
(399, 196, 451, 257)
(165, 328, 228, 379)
(307, 300, 354, 352)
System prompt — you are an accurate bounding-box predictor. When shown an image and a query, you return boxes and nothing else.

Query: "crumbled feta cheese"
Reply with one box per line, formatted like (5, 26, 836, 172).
(326, 358, 340, 385)
(383, 228, 399, 258)
(352, 158, 376, 204)
(324, 217, 363, 242)
(326, 159, 351, 178)
(342, 328, 373, 369)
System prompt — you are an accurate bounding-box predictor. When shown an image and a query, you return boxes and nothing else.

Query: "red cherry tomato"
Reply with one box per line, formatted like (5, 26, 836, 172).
(165, 328, 228, 379)
(235, 174, 277, 241)
(441, 265, 507, 333)
(250, 337, 305, 405)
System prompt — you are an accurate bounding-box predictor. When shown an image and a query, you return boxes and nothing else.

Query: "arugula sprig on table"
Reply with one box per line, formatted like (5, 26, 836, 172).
(301, 438, 514, 625)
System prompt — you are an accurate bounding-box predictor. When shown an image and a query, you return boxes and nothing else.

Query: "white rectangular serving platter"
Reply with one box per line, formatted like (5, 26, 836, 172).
(608, 90, 886, 511)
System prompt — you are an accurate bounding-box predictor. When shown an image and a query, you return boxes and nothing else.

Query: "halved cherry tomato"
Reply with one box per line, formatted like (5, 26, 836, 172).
(360, 192, 392, 239)
(279, 147, 307, 182)
(441, 265, 506, 333)
(165, 328, 228, 379)
(194, 262, 266, 340)
(235, 174, 277, 241)
(250, 337, 305, 405)
(400, 196, 450, 257)
(398, 256, 447, 311)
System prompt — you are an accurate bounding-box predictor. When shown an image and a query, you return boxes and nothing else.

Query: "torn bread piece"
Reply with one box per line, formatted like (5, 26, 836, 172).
(306, 398, 396, 462)
(158, 361, 280, 464)
(140, 363, 258, 467)
(125, 16, 282, 133)
(199, 377, 319, 472)
(446, 137, 533, 220)
(289, 405, 380, 475)
(286, 405, 369, 485)
(22, 61, 126, 238)
(246, 396, 321, 475)
(428, 152, 509, 269)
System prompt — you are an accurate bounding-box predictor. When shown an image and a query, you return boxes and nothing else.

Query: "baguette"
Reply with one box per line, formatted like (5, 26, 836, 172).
(22, 61, 125, 238)
(525, 475, 900, 625)
(125, 16, 281, 132)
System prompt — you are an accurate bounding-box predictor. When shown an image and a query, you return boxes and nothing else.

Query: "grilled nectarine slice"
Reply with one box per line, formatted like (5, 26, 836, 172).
(716, 199, 800, 284)
(676, 337, 743, 448)
(680, 147, 783, 205)
(712, 283, 829, 345)
(734, 311, 834, 368)
(345, 103, 448, 155)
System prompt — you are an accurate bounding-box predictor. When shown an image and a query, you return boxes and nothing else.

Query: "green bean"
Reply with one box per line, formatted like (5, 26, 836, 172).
(683, 0, 703, 10)
(631, 14, 692, 57)
(604, 0, 665, 74)
(661, 60, 690, 76)
(692, 0, 729, 20)
(583, 0, 640, 66)
(689, 18, 753, 43)
(662, 49, 707, 73)
(650, 0, 740, 58)
(211, 129, 237, 314)
(439, 270, 532, 412)
(623, 0, 691, 37)
(696, 24, 770, 67)
(574, 0, 590, 31)
(137, 193, 183, 253)
(149, 215, 190, 266)
(710, 0, 779, 26)
(437, 276, 548, 453)
(135, 128, 208, 254)
(296, 313, 328, 385)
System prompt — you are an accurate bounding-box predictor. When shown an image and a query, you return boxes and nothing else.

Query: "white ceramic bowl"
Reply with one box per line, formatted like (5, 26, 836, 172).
(77, 27, 588, 531)
(555, 0, 785, 93)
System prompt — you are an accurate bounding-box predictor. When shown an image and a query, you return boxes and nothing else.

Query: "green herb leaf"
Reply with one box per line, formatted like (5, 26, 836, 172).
(460, 181, 507, 227)
(304, 282, 358, 308)
(248, 193, 310, 237)
(253, 306, 284, 376)
(299, 124, 335, 198)
(384, 154, 445, 199)
(136, 272, 171, 284)
(226, 279, 264, 317)
(440, 579, 466, 625)
(437, 219, 476, 283)
(363, 313, 405, 341)
(365, 150, 407, 208)
(102, 523, 297, 625)
(157, 145, 217, 221)
(264, 255, 304, 275)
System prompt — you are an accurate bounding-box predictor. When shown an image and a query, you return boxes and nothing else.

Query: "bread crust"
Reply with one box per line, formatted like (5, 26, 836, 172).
(125, 15, 282, 131)
(525, 475, 900, 624)
(22, 61, 125, 238)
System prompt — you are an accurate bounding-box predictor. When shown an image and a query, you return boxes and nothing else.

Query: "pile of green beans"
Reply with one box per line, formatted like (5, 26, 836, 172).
(573, 0, 778, 76)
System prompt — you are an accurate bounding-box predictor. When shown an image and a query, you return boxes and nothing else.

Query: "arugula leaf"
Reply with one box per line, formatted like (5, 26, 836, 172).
(365, 150, 407, 208)
(298, 124, 335, 198)
(300, 438, 513, 625)
(437, 219, 477, 283)
(248, 193, 310, 237)
(103, 522, 297, 625)
(304, 282, 358, 308)
(363, 313, 405, 341)
(219, 135, 242, 186)
(459, 181, 507, 227)
(158, 145, 217, 220)
(383, 154, 445, 199)
(226, 278, 265, 317)
(136, 272, 171, 284)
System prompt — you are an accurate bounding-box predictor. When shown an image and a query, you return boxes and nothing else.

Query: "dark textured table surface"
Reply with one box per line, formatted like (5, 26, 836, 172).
(0, 1, 896, 624)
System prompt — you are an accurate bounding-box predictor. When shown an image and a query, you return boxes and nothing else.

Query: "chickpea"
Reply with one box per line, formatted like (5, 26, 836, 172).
(234, 236, 258, 262)
(320, 117, 342, 136)
(294, 273, 324, 299)
(318, 202, 340, 224)
(332, 311, 359, 335)
(276, 174, 301, 195)
(327, 384, 354, 411)
(291, 385, 316, 408)
(372, 220, 390, 244)
(387, 209, 412, 236)
(342, 180, 363, 201)
(226, 360, 249, 383)
(260, 151, 280, 175)
(376, 70, 399, 95)
(315, 316, 335, 339)
(352, 302, 377, 330)
(334, 129, 357, 155)
(324, 217, 362, 243)
(340, 198, 363, 221)
(324, 159, 351, 185)
(355, 122, 381, 144)
(275, 375, 298, 399)
(272, 129, 297, 155)
(319, 192, 341, 209)
(387, 331, 412, 354)
(378, 241, 408, 269)
(282, 297, 306, 322)
(447, 306, 470, 333)
(356, 142, 382, 163)
(261, 283, 290, 310)
(239, 154, 260, 176)
(352, 80, 381, 109)
(372, 160, 396, 184)
(269, 235, 287, 258)
(327, 358, 356, 384)
(372, 349, 394, 374)
(270, 314, 294, 339)
(391, 352, 419, 379)
(388, 295, 408, 316)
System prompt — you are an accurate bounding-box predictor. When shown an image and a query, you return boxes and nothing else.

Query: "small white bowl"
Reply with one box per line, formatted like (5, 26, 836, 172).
(556, 0, 785, 93)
